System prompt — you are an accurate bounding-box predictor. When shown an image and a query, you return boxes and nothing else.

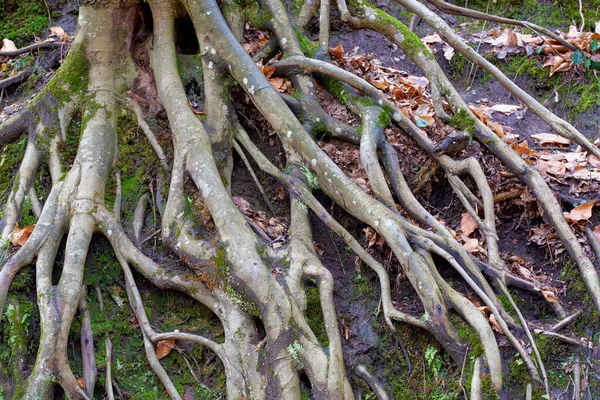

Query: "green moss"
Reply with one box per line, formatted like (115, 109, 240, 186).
(348, 0, 429, 58)
(354, 272, 373, 296)
(213, 247, 261, 317)
(75, 239, 225, 398)
(0, 137, 27, 211)
(0, 267, 36, 398)
(305, 286, 329, 347)
(39, 43, 90, 108)
(0, 0, 49, 47)
(448, 109, 476, 134)
(468, 0, 600, 30)
(322, 77, 351, 105)
(295, 29, 318, 58)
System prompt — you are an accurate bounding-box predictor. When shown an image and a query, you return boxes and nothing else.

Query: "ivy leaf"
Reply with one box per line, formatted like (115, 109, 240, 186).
(591, 38, 599, 52)
(585, 58, 591, 69)
(571, 50, 584, 66)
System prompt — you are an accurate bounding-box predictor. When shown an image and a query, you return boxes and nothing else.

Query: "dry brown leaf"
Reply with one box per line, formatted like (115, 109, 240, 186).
(314, 243, 325, 257)
(49, 26, 69, 41)
(512, 141, 534, 157)
(10, 224, 35, 246)
(486, 120, 504, 137)
(460, 212, 478, 237)
(156, 338, 175, 359)
(531, 133, 570, 146)
(421, 33, 444, 44)
(564, 201, 595, 223)
(463, 238, 479, 253)
(506, 29, 518, 47)
(330, 43, 344, 60)
(77, 378, 86, 389)
(490, 104, 521, 114)
(489, 314, 503, 333)
(541, 289, 559, 303)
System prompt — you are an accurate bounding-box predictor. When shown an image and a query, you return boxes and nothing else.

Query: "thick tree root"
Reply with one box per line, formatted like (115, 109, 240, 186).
(1, 0, 598, 398)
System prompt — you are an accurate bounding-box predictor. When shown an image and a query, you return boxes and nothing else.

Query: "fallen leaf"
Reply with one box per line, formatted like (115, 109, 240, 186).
(531, 133, 570, 146)
(490, 104, 521, 114)
(489, 314, 503, 333)
(330, 43, 344, 60)
(512, 141, 535, 157)
(77, 378, 86, 389)
(0, 38, 17, 53)
(460, 212, 478, 237)
(49, 26, 69, 41)
(443, 45, 455, 61)
(421, 33, 444, 44)
(10, 224, 35, 246)
(156, 339, 175, 359)
(564, 201, 595, 222)
(463, 238, 479, 253)
(541, 289, 559, 303)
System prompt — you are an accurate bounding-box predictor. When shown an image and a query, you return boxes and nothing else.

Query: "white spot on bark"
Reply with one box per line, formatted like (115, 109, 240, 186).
(316, 118, 320, 122)
(243, 78, 248, 85)
(249, 85, 255, 94)
(211, 48, 216, 54)
(208, 61, 213, 69)
(308, 81, 313, 87)
(281, 37, 288, 45)
(393, 112, 401, 121)
(206, 11, 212, 15)
(335, 127, 341, 133)
(369, 14, 376, 20)
(374, 220, 379, 227)
(378, 99, 383, 105)
(394, 33, 405, 43)
(287, 130, 292, 137)
(353, 200, 356, 205)
(311, 159, 317, 166)
(107, 230, 112, 236)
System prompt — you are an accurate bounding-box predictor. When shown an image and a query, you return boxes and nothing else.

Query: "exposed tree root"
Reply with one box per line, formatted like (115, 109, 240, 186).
(0, 0, 598, 398)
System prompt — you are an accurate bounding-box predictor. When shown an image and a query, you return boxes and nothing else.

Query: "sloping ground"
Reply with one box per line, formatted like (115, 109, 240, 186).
(1, 0, 600, 398)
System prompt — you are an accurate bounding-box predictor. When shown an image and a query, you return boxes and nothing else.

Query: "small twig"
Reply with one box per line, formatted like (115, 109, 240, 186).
(42, 0, 52, 30)
(551, 311, 581, 332)
(233, 140, 275, 216)
(106, 339, 115, 400)
(579, 0, 585, 33)
(328, 234, 345, 274)
(459, 347, 469, 400)
(114, 171, 121, 223)
(354, 364, 391, 400)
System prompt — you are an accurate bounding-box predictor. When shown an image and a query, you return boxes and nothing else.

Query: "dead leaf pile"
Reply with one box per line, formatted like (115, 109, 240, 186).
(333, 52, 436, 127)
(477, 26, 600, 75)
(232, 196, 288, 248)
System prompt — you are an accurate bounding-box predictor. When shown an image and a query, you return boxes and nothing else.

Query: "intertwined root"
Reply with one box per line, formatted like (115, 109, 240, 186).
(0, 0, 598, 398)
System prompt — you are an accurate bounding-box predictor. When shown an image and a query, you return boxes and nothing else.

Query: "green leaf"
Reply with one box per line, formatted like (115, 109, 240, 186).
(585, 58, 591, 69)
(572, 50, 584, 66)
(591, 38, 599, 52)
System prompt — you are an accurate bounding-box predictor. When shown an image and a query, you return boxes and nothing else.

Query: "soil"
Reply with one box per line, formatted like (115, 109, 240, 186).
(1, 0, 600, 398)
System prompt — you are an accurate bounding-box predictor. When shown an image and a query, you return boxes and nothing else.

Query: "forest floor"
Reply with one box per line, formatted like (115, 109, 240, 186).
(1, 0, 600, 398)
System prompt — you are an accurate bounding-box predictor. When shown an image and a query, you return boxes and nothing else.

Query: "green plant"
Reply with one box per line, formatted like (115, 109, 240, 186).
(424, 345, 443, 377)
(287, 340, 303, 364)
